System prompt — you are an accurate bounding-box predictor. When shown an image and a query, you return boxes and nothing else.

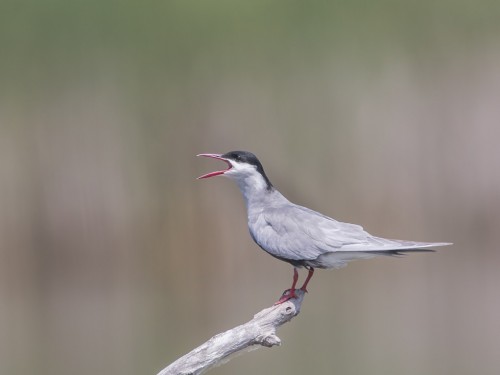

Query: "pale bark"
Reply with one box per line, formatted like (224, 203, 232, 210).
(157, 290, 305, 375)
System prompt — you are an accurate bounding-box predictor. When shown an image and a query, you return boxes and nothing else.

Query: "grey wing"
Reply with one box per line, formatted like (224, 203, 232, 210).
(250, 204, 369, 261)
(250, 204, 450, 269)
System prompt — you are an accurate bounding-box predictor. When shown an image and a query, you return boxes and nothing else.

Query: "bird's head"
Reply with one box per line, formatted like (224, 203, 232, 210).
(197, 151, 273, 191)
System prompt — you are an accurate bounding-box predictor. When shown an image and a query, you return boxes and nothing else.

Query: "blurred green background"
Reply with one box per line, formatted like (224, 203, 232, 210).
(1, 1, 500, 374)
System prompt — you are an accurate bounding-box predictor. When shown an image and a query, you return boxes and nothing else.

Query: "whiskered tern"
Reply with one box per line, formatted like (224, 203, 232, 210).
(198, 151, 451, 304)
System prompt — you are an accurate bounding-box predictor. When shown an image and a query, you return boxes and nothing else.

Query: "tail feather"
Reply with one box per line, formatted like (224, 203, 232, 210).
(366, 249, 436, 257)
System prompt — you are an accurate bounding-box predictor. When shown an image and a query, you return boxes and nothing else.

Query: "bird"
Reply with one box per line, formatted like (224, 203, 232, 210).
(197, 151, 451, 304)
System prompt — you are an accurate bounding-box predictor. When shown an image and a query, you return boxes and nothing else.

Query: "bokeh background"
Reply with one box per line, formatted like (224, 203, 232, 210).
(2, 1, 500, 374)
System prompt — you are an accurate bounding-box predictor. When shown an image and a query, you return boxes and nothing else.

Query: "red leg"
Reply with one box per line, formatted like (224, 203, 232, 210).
(291, 268, 299, 289)
(300, 267, 314, 292)
(275, 268, 299, 305)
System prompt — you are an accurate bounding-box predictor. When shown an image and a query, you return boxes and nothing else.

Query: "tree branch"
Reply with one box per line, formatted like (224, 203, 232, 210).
(156, 290, 305, 375)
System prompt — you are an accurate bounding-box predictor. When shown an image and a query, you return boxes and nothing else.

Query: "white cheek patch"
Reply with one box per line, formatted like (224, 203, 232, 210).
(226, 162, 257, 177)
(225, 163, 269, 192)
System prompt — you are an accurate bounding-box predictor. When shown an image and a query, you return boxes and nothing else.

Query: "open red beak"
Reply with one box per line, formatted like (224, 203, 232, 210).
(197, 154, 233, 179)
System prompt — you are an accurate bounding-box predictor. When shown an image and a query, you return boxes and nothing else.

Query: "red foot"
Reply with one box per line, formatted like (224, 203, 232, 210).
(274, 288, 298, 305)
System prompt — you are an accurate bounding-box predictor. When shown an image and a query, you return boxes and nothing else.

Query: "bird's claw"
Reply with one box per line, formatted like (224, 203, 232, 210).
(274, 288, 298, 305)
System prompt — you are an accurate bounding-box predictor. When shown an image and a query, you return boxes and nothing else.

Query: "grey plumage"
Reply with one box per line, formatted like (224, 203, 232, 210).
(198, 150, 451, 301)
(248, 198, 446, 269)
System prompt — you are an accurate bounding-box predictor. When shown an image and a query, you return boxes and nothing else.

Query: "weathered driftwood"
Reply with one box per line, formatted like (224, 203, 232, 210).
(157, 290, 305, 375)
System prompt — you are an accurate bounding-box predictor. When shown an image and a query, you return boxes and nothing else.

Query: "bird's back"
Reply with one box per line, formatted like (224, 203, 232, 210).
(248, 201, 448, 269)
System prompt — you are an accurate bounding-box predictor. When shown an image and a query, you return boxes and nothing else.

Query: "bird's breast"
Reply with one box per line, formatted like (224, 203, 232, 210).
(248, 213, 274, 244)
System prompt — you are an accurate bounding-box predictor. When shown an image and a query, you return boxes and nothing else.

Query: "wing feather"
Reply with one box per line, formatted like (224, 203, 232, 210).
(248, 203, 450, 266)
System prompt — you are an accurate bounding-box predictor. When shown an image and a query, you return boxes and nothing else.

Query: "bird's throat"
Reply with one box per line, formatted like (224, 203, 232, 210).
(234, 173, 275, 209)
